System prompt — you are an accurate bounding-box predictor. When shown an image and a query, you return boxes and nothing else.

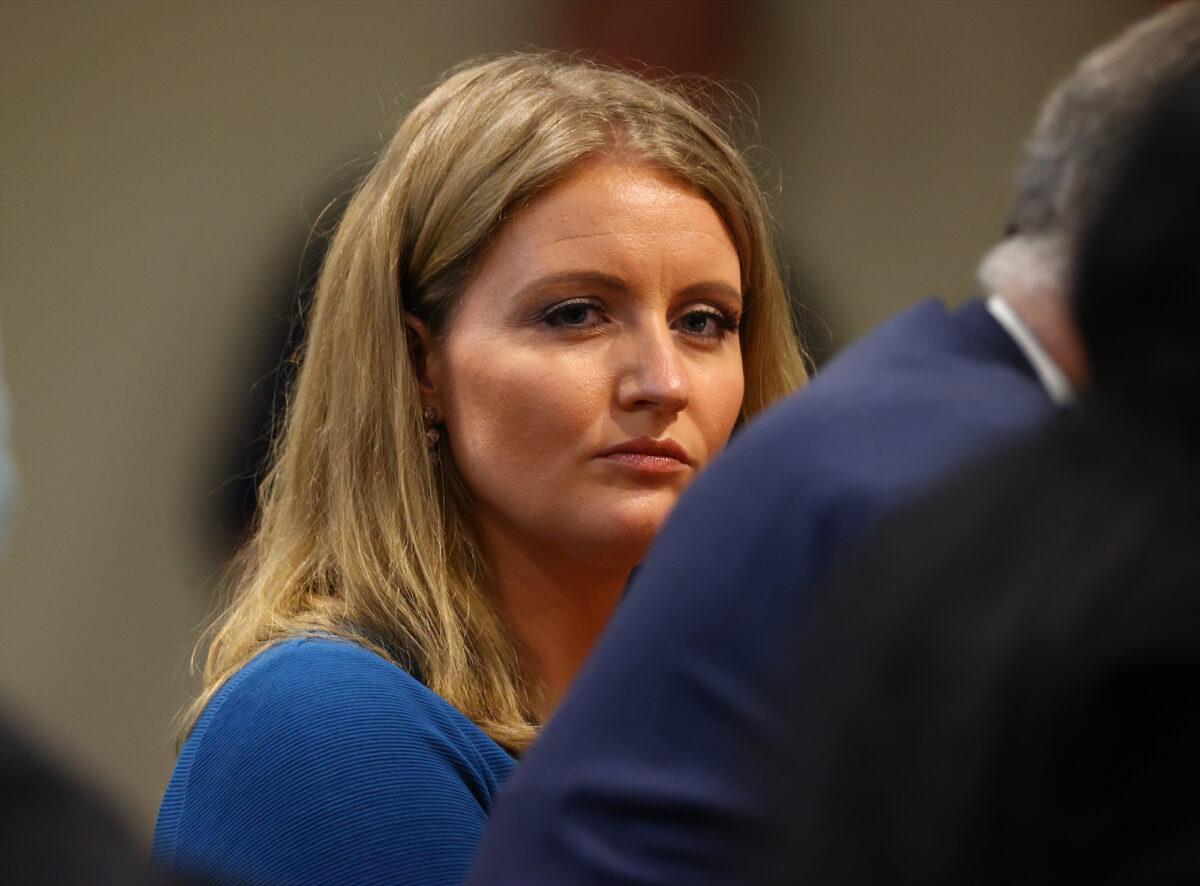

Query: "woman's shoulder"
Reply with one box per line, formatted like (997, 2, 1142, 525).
(195, 635, 505, 757)
(155, 636, 516, 885)
(203, 636, 435, 718)
(182, 634, 514, 787)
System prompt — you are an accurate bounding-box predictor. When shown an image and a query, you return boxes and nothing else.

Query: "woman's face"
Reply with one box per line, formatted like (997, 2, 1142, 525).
(425, 160, 745, 570)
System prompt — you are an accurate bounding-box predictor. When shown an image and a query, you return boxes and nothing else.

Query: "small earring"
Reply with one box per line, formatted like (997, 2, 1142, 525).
(422, 405, 441, 449)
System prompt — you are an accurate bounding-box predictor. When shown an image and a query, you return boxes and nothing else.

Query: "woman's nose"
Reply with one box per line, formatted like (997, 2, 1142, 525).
(616, 327, 690, 416)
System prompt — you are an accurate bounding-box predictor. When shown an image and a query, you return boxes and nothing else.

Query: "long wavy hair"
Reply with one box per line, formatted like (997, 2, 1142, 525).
(185, 52, 808, 752)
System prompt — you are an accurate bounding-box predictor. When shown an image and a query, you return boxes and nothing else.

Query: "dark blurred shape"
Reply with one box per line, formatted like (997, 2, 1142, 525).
(1075, 62, 1200, 423)
(214, 292, 304, 552)
(558, 1, 747, 79)
(0, 715, 195, 885)
(214, 184, 351, 553)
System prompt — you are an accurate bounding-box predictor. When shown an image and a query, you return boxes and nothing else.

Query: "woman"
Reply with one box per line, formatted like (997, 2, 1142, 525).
(154, 52, 807, 885)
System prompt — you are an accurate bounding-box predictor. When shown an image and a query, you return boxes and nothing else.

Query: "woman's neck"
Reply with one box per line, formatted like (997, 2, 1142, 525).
(483, 528, 632, 722)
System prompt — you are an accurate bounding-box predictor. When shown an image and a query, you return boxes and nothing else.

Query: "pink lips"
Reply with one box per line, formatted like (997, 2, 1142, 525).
(596, 437, 693, 473)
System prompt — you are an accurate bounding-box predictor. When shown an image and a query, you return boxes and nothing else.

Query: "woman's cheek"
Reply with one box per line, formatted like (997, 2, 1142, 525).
(447, 351, 599, 472)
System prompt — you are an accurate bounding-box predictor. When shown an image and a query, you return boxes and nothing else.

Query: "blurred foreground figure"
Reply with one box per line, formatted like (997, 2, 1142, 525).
(0, 718, 190, 886)
(781, 65, 1200, 884)
(470, 6, 1200, 884)
(0, 347, 189, 884)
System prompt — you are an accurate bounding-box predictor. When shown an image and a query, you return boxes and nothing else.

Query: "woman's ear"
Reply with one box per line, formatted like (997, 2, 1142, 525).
(404, 314, 443, 410)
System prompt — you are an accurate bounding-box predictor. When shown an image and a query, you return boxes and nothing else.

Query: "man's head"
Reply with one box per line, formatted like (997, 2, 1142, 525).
(979, 2, 1200, 311)
(1076, 64, 1200, 421)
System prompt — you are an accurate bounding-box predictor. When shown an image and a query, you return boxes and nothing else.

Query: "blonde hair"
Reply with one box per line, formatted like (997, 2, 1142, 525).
(186, 52, 808, 752)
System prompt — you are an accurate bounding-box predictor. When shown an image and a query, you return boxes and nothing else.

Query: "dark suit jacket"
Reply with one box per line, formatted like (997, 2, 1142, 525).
(469, 298, 1057, 885)
(777, 407, 1200, 885)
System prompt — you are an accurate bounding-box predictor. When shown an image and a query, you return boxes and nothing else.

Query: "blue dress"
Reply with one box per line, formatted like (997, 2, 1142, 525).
(154, 636, 516, 885)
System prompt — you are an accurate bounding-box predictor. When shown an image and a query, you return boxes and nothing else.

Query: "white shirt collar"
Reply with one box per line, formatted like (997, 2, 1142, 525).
(985, 294, 1075, 406)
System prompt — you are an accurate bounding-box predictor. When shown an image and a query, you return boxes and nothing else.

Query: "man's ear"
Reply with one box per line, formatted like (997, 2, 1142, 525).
(404, 313, 443, 409)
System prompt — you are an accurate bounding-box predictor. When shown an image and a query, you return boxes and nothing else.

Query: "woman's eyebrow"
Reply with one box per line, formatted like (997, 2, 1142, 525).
(516, 273, 743, 305)
(517, 270, 628, 298)
(677, 281, 744, 306)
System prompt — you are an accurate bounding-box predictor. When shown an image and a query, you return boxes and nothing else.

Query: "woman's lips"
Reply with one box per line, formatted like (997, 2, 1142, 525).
(599, 452, 689, 473)
(595, 437, 693, 473)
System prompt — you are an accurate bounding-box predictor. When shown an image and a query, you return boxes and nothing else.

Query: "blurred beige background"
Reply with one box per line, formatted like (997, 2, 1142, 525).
(0, 0, 1154, 841)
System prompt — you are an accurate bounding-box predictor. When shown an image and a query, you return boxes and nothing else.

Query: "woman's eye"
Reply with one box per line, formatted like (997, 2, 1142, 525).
(676, 309, 736, 338)
(543, 300, 604, 329)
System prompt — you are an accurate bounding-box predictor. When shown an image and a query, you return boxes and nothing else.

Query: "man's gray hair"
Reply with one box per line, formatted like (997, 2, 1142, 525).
(980, 1, 1200, 299)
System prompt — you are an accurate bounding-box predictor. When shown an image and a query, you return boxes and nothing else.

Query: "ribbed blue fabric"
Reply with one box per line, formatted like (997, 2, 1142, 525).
(153, 637, 516, 885)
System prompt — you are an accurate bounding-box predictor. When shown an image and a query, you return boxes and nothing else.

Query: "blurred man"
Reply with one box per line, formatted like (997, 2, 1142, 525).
(776, 63, 1200, 884)
(469, 5, 1200, 884)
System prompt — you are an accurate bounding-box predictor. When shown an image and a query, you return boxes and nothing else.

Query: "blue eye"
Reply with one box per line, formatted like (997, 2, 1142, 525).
(680, 311, 717, 335)
(543, 299, 605, 329)
(676, 308, 738, 339)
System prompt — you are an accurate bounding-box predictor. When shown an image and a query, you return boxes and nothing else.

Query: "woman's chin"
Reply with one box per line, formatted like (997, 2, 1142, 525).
(566, 505, 675, 571)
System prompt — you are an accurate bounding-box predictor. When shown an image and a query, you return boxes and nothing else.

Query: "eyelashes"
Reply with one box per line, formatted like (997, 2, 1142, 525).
(538, 297, 741, 340)
(676, 306, 741, 338)
(541, 297, 605, 329)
